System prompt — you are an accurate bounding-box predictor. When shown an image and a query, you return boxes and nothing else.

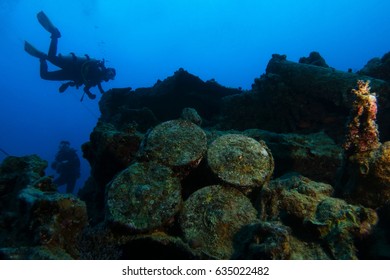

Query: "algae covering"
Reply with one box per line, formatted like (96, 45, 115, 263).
(259, 174, 378, 259)
(140, 119, 207, 173)
(180, 185, 258, 259)
(106, 161, 181, 232)
(207, 134, 274, 193)
(0, 155, 87, 259)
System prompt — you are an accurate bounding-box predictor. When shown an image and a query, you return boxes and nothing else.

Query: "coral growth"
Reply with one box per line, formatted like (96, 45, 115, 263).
(343, 80, 380, 156)
(337, 80, 390, 208)
(0, 155, 87, 259)
(258, 173, 378, 259)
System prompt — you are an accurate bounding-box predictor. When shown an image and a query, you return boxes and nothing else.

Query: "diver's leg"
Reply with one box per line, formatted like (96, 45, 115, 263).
(48, 36, 58, 59)
(40, 59, 69, 81)
(39, 59, 49, 79)
(66, 179, 76, 194)
(47, 37, 71, 69)
(36, 11, 62, 63)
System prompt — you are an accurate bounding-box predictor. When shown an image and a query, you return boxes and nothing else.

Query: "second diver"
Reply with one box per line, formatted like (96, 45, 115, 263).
(24, 11, 116, 100)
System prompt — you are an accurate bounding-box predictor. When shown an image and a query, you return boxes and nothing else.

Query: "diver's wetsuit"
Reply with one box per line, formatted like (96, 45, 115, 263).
(40, 35, 106, 98)
(25, 11, 116, 100)
(52, 142, 80, 194)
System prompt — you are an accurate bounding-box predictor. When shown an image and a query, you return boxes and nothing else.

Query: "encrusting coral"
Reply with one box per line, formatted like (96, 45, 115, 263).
(337, 80, 390, 208)
(343, 80, 380, 157)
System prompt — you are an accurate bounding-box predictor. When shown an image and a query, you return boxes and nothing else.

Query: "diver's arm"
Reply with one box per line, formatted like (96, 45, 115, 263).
(97, 83, 105, 94)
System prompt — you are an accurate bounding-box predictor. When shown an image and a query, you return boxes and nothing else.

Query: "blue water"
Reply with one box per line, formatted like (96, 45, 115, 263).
(1, 0, 389, 193)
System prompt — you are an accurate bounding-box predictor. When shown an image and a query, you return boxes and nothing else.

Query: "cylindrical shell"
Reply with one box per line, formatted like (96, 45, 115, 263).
(106, 161, 181, 232)
(180, 185, 258, 259)
(141, 119, 207, 171)
(207, 134, 274, 191)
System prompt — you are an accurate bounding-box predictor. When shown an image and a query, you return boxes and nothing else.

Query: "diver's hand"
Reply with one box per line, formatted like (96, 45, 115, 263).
(84, 86, 97, 99)
(98, 83, 105, 94)
(88, 93, 96, 99)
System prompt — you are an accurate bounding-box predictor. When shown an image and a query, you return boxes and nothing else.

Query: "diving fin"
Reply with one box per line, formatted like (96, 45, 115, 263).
(24, 41, 47, 59)
(37, 11, 61, 38)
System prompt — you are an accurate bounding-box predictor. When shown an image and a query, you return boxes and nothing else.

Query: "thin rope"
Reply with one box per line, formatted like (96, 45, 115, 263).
(0, 147, 10, 156)
(70, 91, 100, 120)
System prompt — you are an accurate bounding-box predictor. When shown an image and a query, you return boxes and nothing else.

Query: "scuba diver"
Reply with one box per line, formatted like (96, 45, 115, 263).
(51, 140, 81, 194)
(24, 11, 116, 100)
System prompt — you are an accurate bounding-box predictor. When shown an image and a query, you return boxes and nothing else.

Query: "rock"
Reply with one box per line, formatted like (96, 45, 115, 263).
(233, 221, 292, 260)
(0, 246, 72, 260)
(139, 119, 207, 175)
(299, 51, 329, 68)
(180, 107, 202, 126)
(288, 235, 331, 259)
(99, 68, 240, 130)
(18, 188, 88, 258)
(79, 223, 124, 260)
(4, 51, 390, 260)
(77, 176, 102, 225)
(32, 176, 57, 192)
(258, 173, 378, 259)
(243, 129, 342, 184)
(120, 232, 203, 260)
(81, 122, 143, 224)
(337, 141, 390, 208)
(180, 185, 258, 259)
(363, 203, 390, 259)
(82, 122, 143, 186)
(0, 155, 50, 249)
(221, 54, 390, 142)
(259, 174, 334, 222)
(106, 161, 181, 232)
(204, 129, 342, 185)
(99, 88, 159, 133)
(311, 197, 377, 259)
(0, 155, 88, 259)
(0, 155, 48, 213)
(80, 223, 203, 260)
(207, 134, 274, 193)
(359, 51, 390, 82)
(105, 106, 158, 133)
(370, 141, 390, 187)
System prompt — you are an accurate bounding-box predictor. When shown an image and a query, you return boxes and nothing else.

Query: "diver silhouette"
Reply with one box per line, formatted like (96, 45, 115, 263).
(51, 140, 81, 194)
(24, 11, 116, 101)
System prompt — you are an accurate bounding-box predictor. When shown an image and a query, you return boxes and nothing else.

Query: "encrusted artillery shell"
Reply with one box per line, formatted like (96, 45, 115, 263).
(207, 134, 274, 190)
(141, 119, 207, 171)
(180, 185, 258, 259)
(106, 161, 181, 232)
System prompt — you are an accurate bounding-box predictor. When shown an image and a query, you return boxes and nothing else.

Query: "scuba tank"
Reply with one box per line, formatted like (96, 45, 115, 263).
(57, 52, 105, 85)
